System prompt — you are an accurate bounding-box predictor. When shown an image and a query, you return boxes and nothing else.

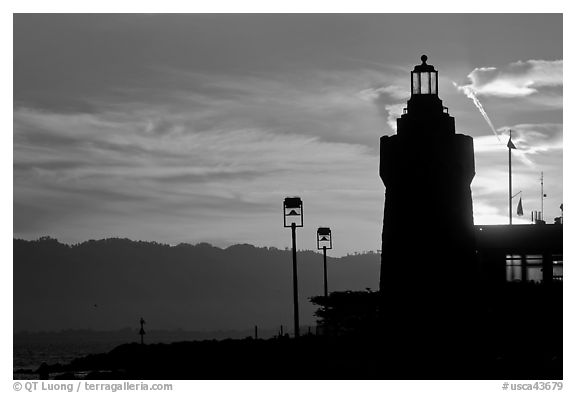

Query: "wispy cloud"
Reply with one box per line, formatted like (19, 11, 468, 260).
(454, 60, 562, 112)
(13, 99, 384, 251)
(356, 84, 409, 132)
(456, 60, 562, 97)
(472, 123, 562, 166)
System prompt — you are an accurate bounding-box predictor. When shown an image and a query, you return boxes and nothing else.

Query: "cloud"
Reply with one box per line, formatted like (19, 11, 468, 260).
(456, 60, 562, 98)
(454, 60, 563, 109)
(13, 104, 384, 252)
(357, 85, 409, 102)
(13, 61, 412, 254)
(502, 124, 563, 153)
(356, 84, 409, 132)
(14, 106, 372, 186)
(473, 123, 562, 165)
(95, 67, 402, 150)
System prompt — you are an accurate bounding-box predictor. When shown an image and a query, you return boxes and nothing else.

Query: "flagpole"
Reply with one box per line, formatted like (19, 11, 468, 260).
(541, 172, 544, 222)
(508, 130, 512, 225)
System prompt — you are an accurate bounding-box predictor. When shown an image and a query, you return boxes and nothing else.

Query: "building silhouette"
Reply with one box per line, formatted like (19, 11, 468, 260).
(475, 224, 563, 285)
(379, 56, 477, 326)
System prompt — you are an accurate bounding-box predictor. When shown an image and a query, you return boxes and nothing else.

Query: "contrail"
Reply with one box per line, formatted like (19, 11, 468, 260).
(453, 82, 535, 167)
(453, 82, 501, 143)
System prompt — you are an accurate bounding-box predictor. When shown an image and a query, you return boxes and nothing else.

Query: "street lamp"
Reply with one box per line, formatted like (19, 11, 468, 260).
(283, 197, 303, 338)
(317, 227, 332, 298)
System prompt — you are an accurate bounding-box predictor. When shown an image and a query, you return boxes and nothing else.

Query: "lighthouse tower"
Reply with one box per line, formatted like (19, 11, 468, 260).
(379, 56, 476, 317)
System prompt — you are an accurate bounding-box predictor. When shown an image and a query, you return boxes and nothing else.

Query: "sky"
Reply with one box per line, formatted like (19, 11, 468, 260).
(13, 14, 563, 256)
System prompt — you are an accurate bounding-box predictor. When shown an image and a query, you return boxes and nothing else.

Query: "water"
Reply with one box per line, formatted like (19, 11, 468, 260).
(13, 328, 261, 379)
(13, 339, 123, 379)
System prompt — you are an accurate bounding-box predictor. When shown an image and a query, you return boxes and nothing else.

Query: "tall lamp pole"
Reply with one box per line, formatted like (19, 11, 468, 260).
(283, 197, 303, 338)
(317, 227, 333, 298)
(507, 130, 517, 225)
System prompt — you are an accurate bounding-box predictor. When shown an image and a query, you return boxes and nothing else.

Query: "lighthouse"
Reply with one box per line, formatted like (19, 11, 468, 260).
(379, 56, 476, 319)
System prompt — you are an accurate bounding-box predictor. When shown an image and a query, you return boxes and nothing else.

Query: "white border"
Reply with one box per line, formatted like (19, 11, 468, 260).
(4, 3, 571, 392)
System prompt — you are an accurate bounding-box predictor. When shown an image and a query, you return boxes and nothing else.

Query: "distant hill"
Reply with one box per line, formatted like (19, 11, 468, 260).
(14, 237, 379, 333)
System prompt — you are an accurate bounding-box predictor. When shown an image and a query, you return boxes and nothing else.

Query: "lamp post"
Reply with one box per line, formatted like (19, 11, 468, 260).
(283, 197, 303, 338)
(317, 227, 332, 298)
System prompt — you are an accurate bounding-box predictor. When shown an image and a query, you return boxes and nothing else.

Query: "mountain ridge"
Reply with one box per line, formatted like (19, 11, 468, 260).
(14, 237, 379, 332)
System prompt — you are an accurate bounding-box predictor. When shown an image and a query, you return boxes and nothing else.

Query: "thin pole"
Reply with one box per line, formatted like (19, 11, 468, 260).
(291, 223, 300, 338)
(541, 172, 544, 222)
(323, 246, 328, 298)
(508, 135, 512, 225)
(139, 318, 145, 345)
